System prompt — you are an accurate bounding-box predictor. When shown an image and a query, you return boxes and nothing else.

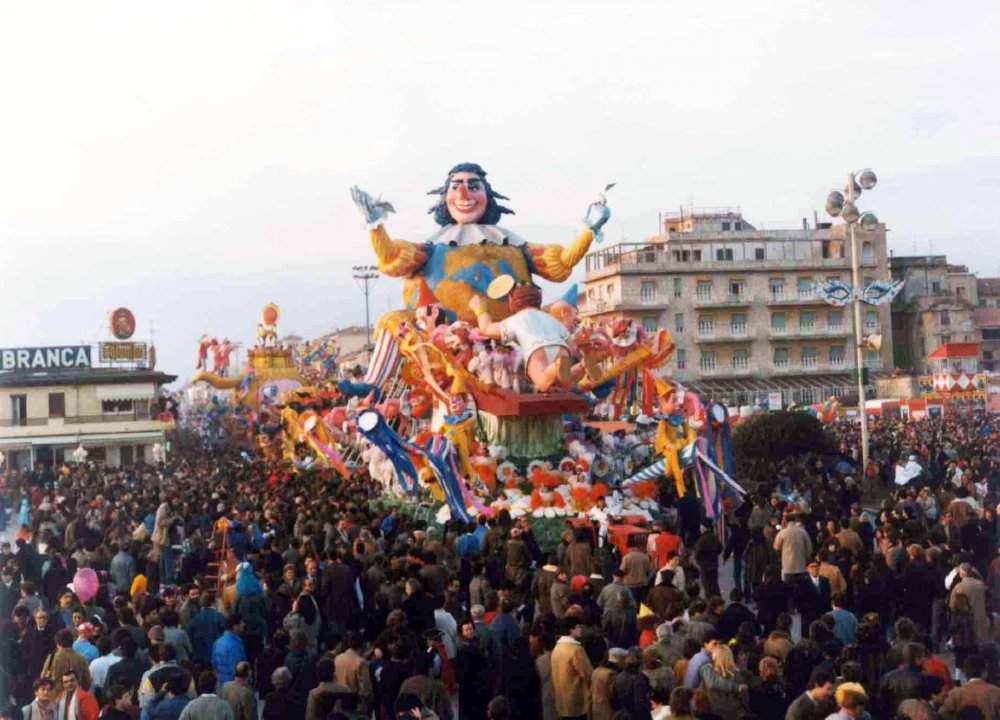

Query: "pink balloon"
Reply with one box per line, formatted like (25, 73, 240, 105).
(71, 568, 99, 603)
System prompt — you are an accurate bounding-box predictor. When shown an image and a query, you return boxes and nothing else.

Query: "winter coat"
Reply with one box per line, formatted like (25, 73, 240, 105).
(551, 636, 593, 718)
(210, 631, 246, 684)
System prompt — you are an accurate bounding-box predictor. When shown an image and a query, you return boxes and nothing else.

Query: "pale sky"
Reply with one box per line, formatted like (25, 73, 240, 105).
(2, 0, 998, 385)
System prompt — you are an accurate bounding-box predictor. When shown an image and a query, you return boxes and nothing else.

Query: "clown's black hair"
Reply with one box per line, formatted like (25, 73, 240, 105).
(427, 162, 515, 227)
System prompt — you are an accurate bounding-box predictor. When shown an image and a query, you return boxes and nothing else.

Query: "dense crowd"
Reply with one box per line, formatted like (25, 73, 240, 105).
(2, 401, 1000, 720)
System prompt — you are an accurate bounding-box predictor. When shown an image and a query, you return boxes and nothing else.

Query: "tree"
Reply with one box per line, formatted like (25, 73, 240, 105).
(733, 411, 834, 487)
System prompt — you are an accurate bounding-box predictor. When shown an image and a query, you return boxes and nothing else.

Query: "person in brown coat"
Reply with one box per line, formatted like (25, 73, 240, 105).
(590, 649, 624, 720)
(551, 619, 593, 720)
(563, 530, 593, 579)
(620, 543, 652, 603)
(950, 563, 990, 647)
(43, 628, 92, 694)
(940, 653, 1000, 720)
(532, 558, 560, 619)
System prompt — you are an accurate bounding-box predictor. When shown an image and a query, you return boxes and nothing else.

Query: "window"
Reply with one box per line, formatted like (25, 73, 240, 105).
(769, 279, 785, 299)
(728, 280, 745, 298)
(802, 346, 818, 367)
(827, 310, 844, 329)
(700, 351, 716, 371)
(931, 281, 942, 294)
(980, 299, 987, 308)
(721, 221, 731, 231)
(9, 395, 27, 427)
(829, 346, 846, 366)
(640, 280, 657, 300)
(861, 241, 874, 262)
(797, 278, 812, 296)
(735, 222, 742, 230)
(696, 281, 712, 301)
(698, 316, 714, 336)
(995, 298, 1000, 308)
(773, 348, 789, 367)
(730, 313, 747, 335)
(674, 313, 685, 332)
(957, 286, 967, 299)
(642, 317, 657, 333)
(48, 392, 65, 419)
(799, 311, 815, 329)
(865, 310, 878, 333)
(716, 248, 734, 261)
(606, 283, 615, 296)
(673, 277, 682, 298)
(693, 250, 702, 262)
(983, 328, 1000, 341)
(866, 350, 879, 367)
(733, 349, 749, 370)
(754, 248, 765, 261)
(676, 349, 686, 370)
(771, 312, 786, 333)
(101, 399, 134, 415)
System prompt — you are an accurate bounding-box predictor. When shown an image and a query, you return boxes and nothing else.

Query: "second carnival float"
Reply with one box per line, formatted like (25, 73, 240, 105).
(189, 162, 749, 551)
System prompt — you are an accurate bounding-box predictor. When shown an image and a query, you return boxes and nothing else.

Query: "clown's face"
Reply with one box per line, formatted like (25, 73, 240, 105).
(415, 304, 442, 331)
(446, 171, 488, 224)
(658, 392, 679, 417)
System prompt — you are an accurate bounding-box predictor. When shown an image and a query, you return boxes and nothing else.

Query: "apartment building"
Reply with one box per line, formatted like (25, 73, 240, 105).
(889, 256, 980, 374)
(975, 278, 1000, 372)
(579, 207, 892, 408)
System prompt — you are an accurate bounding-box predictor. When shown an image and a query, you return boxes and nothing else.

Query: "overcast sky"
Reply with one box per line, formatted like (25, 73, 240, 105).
(2, 0, 998, 385)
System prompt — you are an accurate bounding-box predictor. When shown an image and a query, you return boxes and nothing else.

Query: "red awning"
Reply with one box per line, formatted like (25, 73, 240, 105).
(928, 342, 980, 360)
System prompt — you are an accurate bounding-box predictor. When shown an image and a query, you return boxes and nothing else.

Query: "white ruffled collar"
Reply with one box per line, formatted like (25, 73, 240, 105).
(425, 223, 526, 248)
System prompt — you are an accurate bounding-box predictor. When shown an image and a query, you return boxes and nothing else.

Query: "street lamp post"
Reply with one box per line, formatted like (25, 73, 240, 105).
(825, 169, 879, 479)
(352, 265, 380, 351)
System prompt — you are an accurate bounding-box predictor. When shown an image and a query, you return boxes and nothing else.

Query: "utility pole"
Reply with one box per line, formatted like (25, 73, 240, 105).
(352, 265, 380, 351)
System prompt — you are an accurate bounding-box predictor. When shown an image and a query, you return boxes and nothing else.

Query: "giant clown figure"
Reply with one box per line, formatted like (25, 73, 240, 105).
(351, 163, 611, 324)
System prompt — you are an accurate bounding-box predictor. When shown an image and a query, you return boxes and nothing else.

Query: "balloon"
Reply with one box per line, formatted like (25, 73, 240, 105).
(71, 568, 99, 603)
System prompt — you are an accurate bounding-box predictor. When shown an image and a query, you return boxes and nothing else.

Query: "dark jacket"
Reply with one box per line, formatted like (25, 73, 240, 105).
(793, 575, 832, 630)
(283, 649, 317, 701)
(785, 690, 835, 720)
(262, 687, 305, 720)
(186, 608, 227, 667)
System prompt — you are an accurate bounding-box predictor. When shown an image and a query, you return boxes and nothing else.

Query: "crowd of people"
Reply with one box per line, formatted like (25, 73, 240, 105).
(1, 400, 1000, 720)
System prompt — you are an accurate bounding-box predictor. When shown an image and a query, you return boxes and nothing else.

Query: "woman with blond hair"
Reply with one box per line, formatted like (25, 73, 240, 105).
(697, 644, 749, 720)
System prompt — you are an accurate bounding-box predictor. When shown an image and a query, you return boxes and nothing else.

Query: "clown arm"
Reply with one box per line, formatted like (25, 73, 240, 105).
(369, 225, 429, 277)
(523, 228, 595, 282)
(468, 296, 503, 339)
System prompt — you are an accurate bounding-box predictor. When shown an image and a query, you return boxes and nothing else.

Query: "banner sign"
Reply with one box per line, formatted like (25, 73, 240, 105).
(0, 346, 92, 372)
(99, 342, 148, 362)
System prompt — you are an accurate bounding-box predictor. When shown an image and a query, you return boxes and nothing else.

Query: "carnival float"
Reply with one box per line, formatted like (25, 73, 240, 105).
(189, 163, 747, 545)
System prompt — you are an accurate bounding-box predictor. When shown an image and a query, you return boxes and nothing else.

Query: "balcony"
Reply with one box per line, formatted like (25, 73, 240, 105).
(766, 290, 825, 306)
(579, 291, 666, 315)
(696, 325, 755, 343)
(772, 360, 855, 375)
(0, 410, 159, 438)
(769, 322, 850, 339)
(699, 363, 754, 378)
(583, 241, 881, 281)
(693, 292, 752, 308)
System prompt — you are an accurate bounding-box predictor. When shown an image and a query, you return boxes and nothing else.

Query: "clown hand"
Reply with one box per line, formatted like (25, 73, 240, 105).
(350, 186, 396, 227)
(584, 200, 611, 241)
(468, 294, 486, 315)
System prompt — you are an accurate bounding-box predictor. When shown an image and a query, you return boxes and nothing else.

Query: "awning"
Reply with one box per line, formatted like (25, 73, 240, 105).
(0, 431, 164, 447)
(95, 383, 155, 401)
(928, 342, 979, 360)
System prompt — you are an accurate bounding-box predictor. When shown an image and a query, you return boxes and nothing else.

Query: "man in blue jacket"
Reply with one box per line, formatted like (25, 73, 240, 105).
(211, 617, 246, 686)
(186, 596, 227, 669)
